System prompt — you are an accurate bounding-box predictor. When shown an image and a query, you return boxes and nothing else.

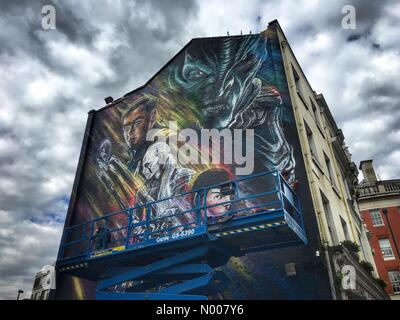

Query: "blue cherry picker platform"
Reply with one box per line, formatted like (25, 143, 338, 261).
(56, 170, 307, 300)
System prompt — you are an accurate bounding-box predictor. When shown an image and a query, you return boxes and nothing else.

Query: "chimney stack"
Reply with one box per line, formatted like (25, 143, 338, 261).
(359, 160, 378, 182)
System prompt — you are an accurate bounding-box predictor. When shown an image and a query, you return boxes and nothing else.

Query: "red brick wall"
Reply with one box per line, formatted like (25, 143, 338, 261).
(362, 206, 400, 296)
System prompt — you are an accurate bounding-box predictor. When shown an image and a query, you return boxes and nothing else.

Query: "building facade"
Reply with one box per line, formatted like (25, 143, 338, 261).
(31, 265, 56, 300)
(54, 20, 388, 300)
(276, 21, 388, 299)
(357, 160, 400, 300)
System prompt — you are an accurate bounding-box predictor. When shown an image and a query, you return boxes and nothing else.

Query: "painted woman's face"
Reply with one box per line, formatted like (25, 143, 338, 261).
(206, 188, 232, 218)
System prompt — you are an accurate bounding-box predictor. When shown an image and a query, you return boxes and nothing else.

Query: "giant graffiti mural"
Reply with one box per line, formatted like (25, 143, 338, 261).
(57, 28, 306, 299)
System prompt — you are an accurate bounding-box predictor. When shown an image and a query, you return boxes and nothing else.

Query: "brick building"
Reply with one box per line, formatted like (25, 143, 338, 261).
(358, 160, 400, 299)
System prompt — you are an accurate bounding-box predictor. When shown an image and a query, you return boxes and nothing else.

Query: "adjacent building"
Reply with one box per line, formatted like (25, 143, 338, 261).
(279, 22, 387, 299)
(31, 264, 56, 300)
(357, 160, 400, 300)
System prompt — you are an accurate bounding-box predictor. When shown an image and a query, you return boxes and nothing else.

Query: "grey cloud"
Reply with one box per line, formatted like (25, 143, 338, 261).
(350, 0, 389, 26)
(256, 0, 400, 180)
(0, 0, 398, 300)
(0, 216, 63, 299)
(54, 2, 100, 46)
(0, 0, 199, 299)
(360, 80, 400, 113)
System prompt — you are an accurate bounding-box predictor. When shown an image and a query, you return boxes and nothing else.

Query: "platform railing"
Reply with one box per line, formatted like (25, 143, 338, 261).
(58, 170, 305, 262)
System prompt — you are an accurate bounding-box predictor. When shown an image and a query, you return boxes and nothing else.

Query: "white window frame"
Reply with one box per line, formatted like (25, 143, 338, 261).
(370, 209, 384, 227)
(379, 238, 395, 260)
(388, 270, 400, 294)
(292, 65, 302, 96)
(323, 152, 337, 188)
(304, 121, 318, 161)
(310, 98, 321, 126)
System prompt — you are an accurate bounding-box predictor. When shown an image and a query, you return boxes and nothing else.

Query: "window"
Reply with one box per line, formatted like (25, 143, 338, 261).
(379, 239, 395, 260)
(340, 217, 351, 241)
(310, 98, 321, 126)
(292, 66, 302, 96)
(324, 152, 336, 186)
(41, 290, 48, 300)
(304, 121, 318, 160)
(33, 277, 41, 290)
(321, 191, 339, 245)
(343, 175, 352, 200)
(370, 209, 384, 226)
(388, 270, 400, 294)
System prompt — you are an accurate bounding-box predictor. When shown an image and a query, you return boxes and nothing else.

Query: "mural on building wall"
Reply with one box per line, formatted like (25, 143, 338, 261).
(57, 28, 301, 299)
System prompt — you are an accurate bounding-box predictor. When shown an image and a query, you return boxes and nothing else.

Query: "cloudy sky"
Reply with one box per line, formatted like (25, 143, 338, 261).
(0, 0, 399, 299)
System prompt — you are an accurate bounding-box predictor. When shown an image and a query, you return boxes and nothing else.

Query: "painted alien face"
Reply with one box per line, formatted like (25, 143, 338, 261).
(142, 142, 171, 180)
(168, 36, 266, 128)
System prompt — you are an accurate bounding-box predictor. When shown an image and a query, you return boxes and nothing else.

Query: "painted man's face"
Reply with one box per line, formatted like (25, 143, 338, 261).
(206, 188, 232, 218)
(123, 105, 155, 150)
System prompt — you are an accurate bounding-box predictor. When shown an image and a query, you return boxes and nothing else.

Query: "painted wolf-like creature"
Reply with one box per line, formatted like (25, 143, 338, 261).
(167, 35, 295, 182)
